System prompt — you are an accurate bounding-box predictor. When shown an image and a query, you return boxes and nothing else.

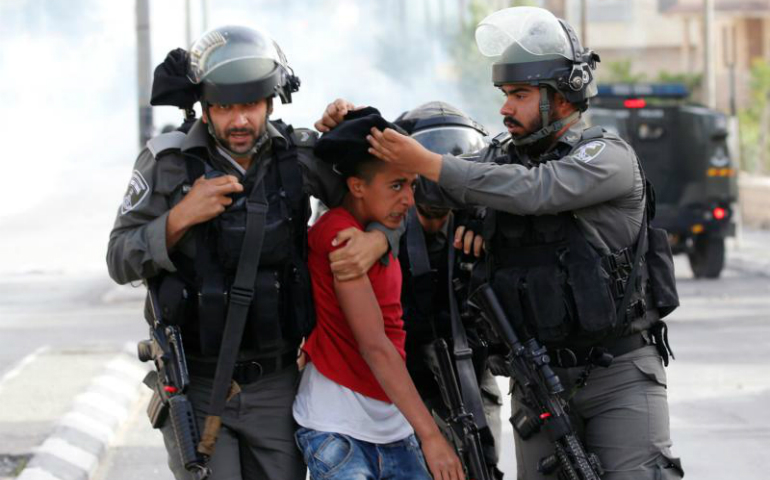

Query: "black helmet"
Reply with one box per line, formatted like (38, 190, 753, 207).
(475, 7, 600, 145)
(395, 101, 488, 156)
(188, 25, 300, 105)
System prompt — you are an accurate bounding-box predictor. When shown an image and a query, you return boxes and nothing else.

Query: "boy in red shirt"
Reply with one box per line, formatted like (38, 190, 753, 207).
(293, 108, 464, 480)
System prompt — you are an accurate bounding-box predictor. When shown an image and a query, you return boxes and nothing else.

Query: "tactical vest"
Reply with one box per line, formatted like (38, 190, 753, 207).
(151, 121, 315, 357)
(484, 128, 649, 348)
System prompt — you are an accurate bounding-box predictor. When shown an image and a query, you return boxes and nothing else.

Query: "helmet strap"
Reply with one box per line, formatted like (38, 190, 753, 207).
(512, 86, 580, 146)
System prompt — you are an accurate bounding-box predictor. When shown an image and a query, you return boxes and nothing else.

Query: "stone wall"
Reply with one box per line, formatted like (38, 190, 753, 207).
(739, 174, 770, 229)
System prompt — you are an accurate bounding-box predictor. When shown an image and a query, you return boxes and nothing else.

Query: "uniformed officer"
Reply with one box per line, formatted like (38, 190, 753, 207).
(357, 7, 684, 480)
(107, 26, 398, 480)
(395, 102, 504, 478)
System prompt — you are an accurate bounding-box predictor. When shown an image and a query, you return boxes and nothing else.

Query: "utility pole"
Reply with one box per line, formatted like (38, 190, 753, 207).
(703, 0, 716, 108)
(136, 0, 153, 148)
(201, 0, 209, 33)
(185, 0, 193, 47)
(580, 0, 588, 47)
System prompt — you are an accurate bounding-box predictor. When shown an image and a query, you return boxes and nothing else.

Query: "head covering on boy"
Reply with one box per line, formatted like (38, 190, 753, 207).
(314, 107, 405, 177)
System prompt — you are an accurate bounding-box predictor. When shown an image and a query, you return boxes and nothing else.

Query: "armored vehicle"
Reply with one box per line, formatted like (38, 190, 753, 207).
(585, 83, 738, 278)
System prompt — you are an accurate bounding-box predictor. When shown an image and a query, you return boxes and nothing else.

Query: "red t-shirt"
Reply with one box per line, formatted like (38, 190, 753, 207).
(303, 207, 406, 402)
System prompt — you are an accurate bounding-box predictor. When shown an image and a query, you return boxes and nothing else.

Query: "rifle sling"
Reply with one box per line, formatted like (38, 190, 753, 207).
(445, 215, 489, 433)
(199, 164, 270, 456)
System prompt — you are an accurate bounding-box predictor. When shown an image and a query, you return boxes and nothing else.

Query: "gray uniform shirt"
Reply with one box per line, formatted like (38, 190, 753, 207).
(420, 123, 645, 255)
(107, 119, 399, 285)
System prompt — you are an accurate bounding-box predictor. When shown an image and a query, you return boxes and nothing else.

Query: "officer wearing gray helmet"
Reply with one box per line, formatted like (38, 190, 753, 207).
(107, 26, 399, 480)
(353, 7, 684, 480)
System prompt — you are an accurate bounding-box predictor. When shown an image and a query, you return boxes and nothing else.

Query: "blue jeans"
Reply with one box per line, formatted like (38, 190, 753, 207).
(295, 427, 432, 479)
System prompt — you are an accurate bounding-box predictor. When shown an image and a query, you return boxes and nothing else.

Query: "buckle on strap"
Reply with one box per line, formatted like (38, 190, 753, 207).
(453, 347, 474, 361)
(229, 286, 254, 306)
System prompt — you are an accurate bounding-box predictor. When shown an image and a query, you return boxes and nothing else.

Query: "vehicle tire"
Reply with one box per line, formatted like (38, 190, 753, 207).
(688, 235, 725, 279)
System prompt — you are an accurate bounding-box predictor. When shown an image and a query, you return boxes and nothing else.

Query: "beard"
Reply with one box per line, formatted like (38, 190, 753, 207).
(504, 114, 558, 159)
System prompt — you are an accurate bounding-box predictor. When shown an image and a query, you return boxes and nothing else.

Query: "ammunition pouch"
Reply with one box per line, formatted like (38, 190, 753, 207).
(645, 227, 679, 318)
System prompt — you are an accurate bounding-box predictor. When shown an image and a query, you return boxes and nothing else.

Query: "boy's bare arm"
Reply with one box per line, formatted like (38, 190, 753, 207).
(334, 277, 465, 480)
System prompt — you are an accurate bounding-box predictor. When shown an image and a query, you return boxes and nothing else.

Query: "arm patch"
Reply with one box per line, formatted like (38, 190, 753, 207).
(290, 128, 319, 148)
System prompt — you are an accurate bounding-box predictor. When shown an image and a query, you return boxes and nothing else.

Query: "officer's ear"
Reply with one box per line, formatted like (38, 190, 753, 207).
(267, 97, 274, 116)
(553, 92, 577, 118)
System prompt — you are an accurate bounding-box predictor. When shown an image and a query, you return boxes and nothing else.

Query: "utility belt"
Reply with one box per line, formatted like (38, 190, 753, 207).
(187, 350, 297, 384)
(547, 319, 675, 369)
(547, 333, 648, 368)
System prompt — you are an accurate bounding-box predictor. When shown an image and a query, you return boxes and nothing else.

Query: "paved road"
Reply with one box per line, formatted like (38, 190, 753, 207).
(1, 233, 769, 479)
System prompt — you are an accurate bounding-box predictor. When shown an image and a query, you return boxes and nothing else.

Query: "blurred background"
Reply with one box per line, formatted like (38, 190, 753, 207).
(1, 1, 769, 479)
(1, 0, 770, 275)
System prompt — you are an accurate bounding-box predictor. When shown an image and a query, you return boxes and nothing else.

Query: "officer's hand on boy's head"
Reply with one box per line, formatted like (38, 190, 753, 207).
(175, 174, 243, 226)
(367, 127, 442, 180)
(329, 228, 388, 281)
(314, 98, 358, 133)
(454, 225, 485, 258)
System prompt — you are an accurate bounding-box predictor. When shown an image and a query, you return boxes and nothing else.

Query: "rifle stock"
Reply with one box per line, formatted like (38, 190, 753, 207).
(140, 278, 211, 480)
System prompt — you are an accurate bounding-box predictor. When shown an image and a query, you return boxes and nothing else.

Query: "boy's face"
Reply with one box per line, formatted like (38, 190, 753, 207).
(349, 163, 417, 229)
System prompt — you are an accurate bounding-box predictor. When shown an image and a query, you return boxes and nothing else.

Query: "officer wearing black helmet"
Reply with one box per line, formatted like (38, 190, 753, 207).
(394, 102, 504, 479)
(352, 7, 684, 480)
(107, 26, 399, 480)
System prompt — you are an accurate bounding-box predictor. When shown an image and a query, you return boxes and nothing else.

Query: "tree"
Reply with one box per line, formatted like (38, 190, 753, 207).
(738, 59, 770, 173)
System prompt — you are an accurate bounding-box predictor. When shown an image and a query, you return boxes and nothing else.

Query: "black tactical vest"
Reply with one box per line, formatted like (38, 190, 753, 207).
(158, 121, 315, 357)
(484, 130, 648, 348)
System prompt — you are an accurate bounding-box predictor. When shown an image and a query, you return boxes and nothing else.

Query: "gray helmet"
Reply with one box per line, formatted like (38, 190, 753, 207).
(395, 101, 488, 156)
(475, 7, 600, 145)
(188, 25, 300, 105)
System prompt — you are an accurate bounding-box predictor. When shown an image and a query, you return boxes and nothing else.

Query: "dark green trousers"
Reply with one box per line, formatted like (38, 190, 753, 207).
(511, 346, 684, 480)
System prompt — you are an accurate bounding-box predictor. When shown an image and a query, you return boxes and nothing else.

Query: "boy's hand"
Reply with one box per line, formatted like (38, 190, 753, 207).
(421, 432, 465, 480)
(329, 228, 388, 281)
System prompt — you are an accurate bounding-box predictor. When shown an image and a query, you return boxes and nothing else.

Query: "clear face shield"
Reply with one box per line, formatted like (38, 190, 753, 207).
(475, 7, 573, 61)
(412, 126, 487, 156)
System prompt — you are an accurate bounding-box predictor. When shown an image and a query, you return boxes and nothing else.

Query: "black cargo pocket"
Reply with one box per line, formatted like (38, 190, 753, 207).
(285, 261, 316, 339)
(215, 207, 246, 272)
(646, 227, 679, 318)
(567, 261, 617, 336)
(247, 270, 282, 350)
(157, 274, 194, 326)
(524, 265, 570, 342)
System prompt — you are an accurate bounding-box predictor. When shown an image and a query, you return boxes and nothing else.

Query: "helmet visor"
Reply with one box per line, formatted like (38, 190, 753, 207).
(412, 127, 487, 156)
(475, 7, 572, 60)
(188, 26, 285, 85)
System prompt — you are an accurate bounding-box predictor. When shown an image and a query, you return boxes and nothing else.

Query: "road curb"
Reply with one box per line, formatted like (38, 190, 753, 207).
(16, 346, 148, 480)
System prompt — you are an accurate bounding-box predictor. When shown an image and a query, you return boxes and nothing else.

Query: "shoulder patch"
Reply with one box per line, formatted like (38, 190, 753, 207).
(120, 170, 150, 215)
(290, 128, 319, 148)
(573, 141, 606, 164)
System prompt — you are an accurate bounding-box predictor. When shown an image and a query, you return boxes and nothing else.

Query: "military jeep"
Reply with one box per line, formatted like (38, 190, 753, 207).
(584, 83, 738, 278)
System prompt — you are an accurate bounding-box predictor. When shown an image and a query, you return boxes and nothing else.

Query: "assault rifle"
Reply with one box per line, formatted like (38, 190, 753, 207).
(471, 284, 603, 480)
(426, 338, 492, 480)
(137, 278, 211, 480)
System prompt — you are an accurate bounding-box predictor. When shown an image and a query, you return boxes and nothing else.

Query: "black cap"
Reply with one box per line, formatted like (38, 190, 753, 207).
(314, 107, 404, 177)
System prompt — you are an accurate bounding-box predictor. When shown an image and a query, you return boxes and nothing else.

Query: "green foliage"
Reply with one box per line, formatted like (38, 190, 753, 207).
(738, 59, 770, 172)
(449, 0, 535, 130)
(656, 70, 702, 93)
(602, 60, 648, 84)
